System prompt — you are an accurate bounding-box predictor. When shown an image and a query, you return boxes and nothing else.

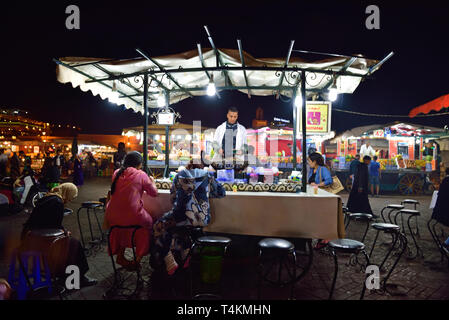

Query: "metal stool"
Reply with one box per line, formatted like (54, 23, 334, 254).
(327, 239, 370, 300)
(76, 201, 104, 249)
(393, 209, 423, 259)
(345, 213, 374, 243)
(427, 218, 449, 267)
(190, 235, 231, 300)
(257, 238, 297, 300)
(342, 205, 349, 226)
(104, 225, 143, 299)
(380, 204, 404, 224)
(401, 199, 419, 236)
(368, 223, 407, 294)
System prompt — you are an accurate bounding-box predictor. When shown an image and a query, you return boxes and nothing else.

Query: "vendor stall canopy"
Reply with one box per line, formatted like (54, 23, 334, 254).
(333, 122, 445, 141)
(54, 26, 392, 114)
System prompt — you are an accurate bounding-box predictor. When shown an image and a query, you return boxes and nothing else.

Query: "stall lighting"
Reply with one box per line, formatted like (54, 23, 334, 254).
(328, 81, 339, 102)
(425, 138, 430, 143)
(155, 134, 160, 141)
(294, 94, 303, 107)
(207, 75, 216, 96)
(186, 135, 192, 141)
(157, 92, 166, 107)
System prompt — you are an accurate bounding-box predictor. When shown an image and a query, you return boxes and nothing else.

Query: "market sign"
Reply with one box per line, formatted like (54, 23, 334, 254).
(297, 101, 332, 134)
(33, 146, 39, 154)
(373, 129, 384, 138)
(157, 111, 175, 126)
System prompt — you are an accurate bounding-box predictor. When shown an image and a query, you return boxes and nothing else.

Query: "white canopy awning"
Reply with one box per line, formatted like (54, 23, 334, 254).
(56, 48, 381, 114)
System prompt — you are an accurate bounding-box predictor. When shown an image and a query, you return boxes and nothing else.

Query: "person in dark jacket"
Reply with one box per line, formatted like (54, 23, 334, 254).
(349, 154, 360, 184)
(8, 152, 21, 181)
(73, 154, 84, 186)
(432, 168, 449, 227)
(347, 156, 375, 216)
(21, 183, 96, 287)
(113, 142, 127, 170)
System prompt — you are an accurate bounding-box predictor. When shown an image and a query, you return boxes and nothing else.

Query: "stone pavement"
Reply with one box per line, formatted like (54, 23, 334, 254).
(1, 177, 448, 300)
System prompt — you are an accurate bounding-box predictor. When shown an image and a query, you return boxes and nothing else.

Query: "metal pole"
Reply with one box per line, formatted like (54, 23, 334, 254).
(301, 71, 307, 193)
(292, 90, 297, 170)
(163, 91, 170, 178)
(143, 73, 149, 174)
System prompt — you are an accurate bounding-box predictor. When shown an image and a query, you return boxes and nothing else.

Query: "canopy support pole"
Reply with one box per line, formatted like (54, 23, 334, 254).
(292, 89, 298, 171)
(143, 73, 149, 174)
(163, 91, 170, 178)
(301, 71, 307, 193)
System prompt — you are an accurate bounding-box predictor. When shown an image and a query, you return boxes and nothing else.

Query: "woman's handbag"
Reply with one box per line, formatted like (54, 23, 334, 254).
(319, 167, 344, 194)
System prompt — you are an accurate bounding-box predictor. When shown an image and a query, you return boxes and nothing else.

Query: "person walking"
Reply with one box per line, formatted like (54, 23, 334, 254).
(347, 156, 375, 217)
(349, 154, 360, 185)
(369, 155, 381, 197)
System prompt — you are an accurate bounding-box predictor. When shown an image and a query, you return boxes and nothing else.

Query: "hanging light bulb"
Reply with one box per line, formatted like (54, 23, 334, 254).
(157, 91, 166, 107)
(294, 92, 303, 107)
(328, 80, 338, 102)
(207, 74, 216, 96)
(109, 81, 120, 103)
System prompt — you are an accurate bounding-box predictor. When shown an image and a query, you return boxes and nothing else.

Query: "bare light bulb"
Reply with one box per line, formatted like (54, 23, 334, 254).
(328, 88, 338, 102)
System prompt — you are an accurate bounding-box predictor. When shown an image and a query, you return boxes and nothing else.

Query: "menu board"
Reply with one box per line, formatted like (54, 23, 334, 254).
(298, 101, 332, 134)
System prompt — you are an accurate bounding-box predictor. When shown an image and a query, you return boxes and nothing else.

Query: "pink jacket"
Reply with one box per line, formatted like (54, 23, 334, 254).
(105, 167, 158, 256)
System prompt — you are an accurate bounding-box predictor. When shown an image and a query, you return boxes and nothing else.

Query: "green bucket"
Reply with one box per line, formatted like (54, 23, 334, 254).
(47, 182, 60, 190)
(200, 246, 224, 284)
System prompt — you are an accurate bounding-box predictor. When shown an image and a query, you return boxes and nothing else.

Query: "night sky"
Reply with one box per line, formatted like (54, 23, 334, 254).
(1, 1, 449, 134)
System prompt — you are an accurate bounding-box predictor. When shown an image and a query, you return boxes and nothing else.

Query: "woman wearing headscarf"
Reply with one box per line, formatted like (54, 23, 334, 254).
(104, 151, 158, 270)
(347, 155, 374, 215)
(152, 161, 226, 276)
(21, 183, 97, 287)
(73, 154, 84, 187)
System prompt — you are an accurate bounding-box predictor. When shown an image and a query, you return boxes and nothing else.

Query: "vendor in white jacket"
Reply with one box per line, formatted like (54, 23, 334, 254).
(213, 107, 248, 161)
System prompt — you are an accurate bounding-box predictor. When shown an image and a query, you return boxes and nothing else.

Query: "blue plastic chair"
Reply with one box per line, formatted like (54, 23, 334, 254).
(8, 250, 52, 300)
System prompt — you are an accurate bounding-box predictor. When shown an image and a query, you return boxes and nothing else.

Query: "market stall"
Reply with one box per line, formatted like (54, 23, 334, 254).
(325, 122, 444, 194)
(147, 186, 345, 240)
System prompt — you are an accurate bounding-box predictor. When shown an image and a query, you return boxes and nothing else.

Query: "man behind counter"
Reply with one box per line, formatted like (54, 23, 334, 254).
(213, 107, 248, 162)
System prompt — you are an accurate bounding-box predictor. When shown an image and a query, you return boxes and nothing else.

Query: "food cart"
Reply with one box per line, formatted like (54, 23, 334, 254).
(325, 122, 444, 194)
(122, 123, 214, 178)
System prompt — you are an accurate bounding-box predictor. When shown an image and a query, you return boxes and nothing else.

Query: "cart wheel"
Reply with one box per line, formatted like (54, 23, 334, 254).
(345, 177, 352, 192)
(398, 174, 423, 195)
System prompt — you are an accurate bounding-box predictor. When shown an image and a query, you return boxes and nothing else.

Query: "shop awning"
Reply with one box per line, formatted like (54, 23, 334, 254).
(409, 93, 449, 118)
(332, 122, 444, 141)
(55, 46, 387, 114)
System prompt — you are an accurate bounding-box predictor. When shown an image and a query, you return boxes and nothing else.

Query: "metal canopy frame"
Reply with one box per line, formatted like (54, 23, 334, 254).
(54, 26, 392, 192)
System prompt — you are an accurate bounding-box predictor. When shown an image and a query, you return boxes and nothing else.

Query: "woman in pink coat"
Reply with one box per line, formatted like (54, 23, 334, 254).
(105, 151, 158, 270)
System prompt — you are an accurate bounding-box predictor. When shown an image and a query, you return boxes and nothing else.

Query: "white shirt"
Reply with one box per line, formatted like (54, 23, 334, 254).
(213, 121, 247, 160)
(360, 144, 375, 159)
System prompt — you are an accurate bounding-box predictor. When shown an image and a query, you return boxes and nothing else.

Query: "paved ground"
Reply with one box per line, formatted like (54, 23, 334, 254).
(1, 176, 448, 300)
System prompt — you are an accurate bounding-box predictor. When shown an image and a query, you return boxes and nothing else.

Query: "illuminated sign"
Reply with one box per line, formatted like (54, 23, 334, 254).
(298, 101, 332, 134)
(373, 129, 384, 138)
(157, 112, 175, 126)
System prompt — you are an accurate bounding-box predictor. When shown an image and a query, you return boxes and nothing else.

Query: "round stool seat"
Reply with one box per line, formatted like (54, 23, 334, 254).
(402, 199, 419, 205)
(197, 236, 231, 246)
(386, 204, 404, 210)
(399, 209, 420, 216)
(371, 223, 400, 232)
(348, 213, 373, 220)
(258, 238, 295, 252)
(63, 208, 73, 216)
(328, 239, 365, 253)
(81, 201, 103, 209)
(29, 228, 65, 238)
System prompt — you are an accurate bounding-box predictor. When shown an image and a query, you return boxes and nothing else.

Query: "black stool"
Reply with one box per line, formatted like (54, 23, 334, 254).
(427, 218, 449, 267)
(342, 205, 349, 226)
(380, 204, 404, 224)
(393, 209, 423, 259)
(99, 197, 107, 211)
(104, 225, 143, 299)
(327, 239, 370, 300)
(401, 199, 419, 236)
(190, 235, 231, 300)
(345, 213, 374, 243)
(257, 238, 297, 300)
(368, 223, 407, 294)
(76, 201, 104, 249)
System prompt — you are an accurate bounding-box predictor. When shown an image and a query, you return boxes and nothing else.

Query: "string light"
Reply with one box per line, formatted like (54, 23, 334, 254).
(207, 74, 216, 96)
